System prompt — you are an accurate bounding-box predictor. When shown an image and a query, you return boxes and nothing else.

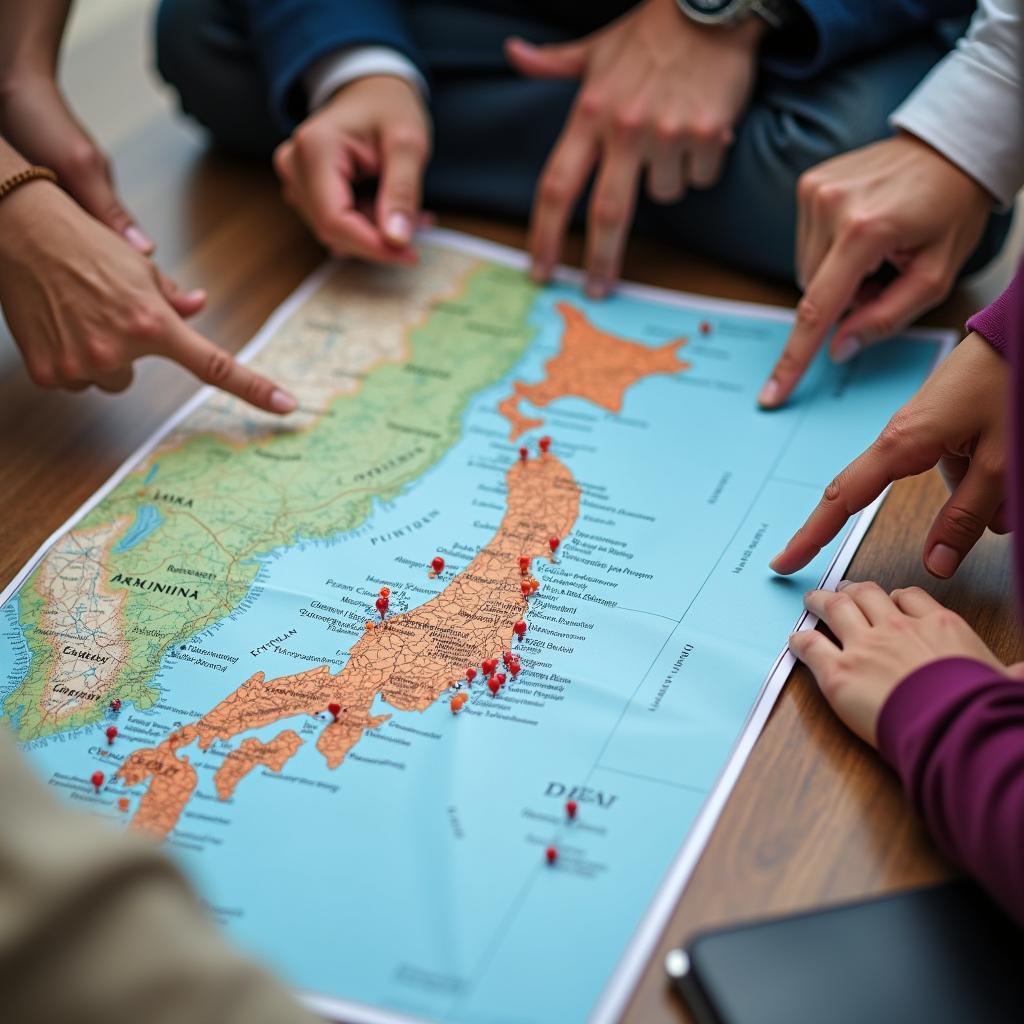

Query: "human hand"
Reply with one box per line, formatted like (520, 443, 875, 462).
(0, 180, 295, 412)
(759, 132, 992, 408)
(506, 0, 763, 297)
(0, 73, 154, 253)
(789, 580, 1007, 746)
(770, 332, 1009, 579)
(273, 75, 431, 263)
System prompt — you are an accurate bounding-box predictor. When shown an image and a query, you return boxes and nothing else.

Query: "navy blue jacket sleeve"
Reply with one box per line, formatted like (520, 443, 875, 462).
(765, 0, 977, 79)
(237, 0, 424, 130)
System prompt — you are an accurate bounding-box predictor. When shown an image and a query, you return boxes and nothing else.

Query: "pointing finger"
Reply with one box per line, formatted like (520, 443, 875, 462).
(377, 121, 429, 247)
(760, 232, 885, 409)
(584, 137, 641, 298)
(159, 318, 297, 415)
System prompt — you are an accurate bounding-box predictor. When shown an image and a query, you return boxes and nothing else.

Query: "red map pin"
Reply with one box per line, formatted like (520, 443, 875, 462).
(513, 620, 527, 641)
(465, 668, 477, 685)
(379, 586, 390, 598)
(431, 556, 445, 575)
(105, 726, 118, 745)
(90, 771, 104, 793)
(508, 657, 521, 677)
(549, 537, 560, 554)
(545, 845, 558, 865)
(375, 596, 389, 619)
(518, 555, 530, 575)
(488, 677, 500, 696)
(539, 436, 552, 454)
(493, 672, 507, 688)
(520, 580, 532, 598)
(109, 698, 122, 712)
(566, 799, 578, 820)
(519, 446, 528, 464)
(327, 703, 341, 722)
(700, 320, 712, 336)
(451, 692, 468, 714)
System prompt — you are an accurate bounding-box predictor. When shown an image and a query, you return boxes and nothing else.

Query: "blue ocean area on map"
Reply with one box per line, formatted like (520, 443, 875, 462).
(0, 241, 941, 1024)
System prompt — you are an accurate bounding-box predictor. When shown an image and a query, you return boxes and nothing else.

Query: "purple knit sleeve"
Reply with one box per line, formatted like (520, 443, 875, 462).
(967, 272, 1022, 356)
(877, 657, 1024, 925)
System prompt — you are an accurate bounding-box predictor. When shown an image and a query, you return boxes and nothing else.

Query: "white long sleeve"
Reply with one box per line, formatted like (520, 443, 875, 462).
(891, 0, 1023, 206)
(304, 46, 427, 113)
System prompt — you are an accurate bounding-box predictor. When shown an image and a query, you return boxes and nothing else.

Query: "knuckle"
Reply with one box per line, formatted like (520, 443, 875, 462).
(653, 117, 683, 146)
(387, 127, 428, 159)
(933, 608, 965, 632)
(812, 182, 845, 212)
(539, 170, 572, 207)
(796, 170, 822, 205)
(822, 592, 850, 615)
(916, 267, 953, 302)
(592, 196, 625, 227)
(57, 355, 84, 383)
(840, 210, 885, 242)
(821, 471, 848, 507)
(201, 347, 235, 387)
(271, 142, 293, 178)
(686, 118, 722, 147)
(28, 363, 58, 389)
(128, 301, 167, 341)
(576, 89, 605, 121)
(612, 107, 644, 139)
(794, 295, 826, 334)
(941, 504, 988, 541)
(384, 180, 418, 208)
(873, 411, 915, 456)
(65, 142, 107, 179)
(83, 337, 121, 373)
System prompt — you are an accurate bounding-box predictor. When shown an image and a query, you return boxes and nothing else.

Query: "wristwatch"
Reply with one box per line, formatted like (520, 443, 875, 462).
(675, 0, 795, 30)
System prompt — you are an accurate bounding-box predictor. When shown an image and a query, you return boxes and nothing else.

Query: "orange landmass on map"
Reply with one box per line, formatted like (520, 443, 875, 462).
(118, 451, 580, 837)
(213, 729, 304, 800)
(119, 304, 690, 839)
(498, 302, 690, 441)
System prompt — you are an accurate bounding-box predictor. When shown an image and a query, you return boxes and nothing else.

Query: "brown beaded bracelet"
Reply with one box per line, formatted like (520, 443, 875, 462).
(0, 165, 58, 202)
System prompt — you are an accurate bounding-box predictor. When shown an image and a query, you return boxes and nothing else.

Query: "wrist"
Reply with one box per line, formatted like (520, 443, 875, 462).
(0, 175, 63, 260)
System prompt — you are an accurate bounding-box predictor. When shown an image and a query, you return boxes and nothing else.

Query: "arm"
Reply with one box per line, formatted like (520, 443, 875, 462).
(0, 0, 152, 249)
(892, 0, 1024, 206)
(764, 0, 977, 79)
(237, 0, 425, 129)
(0, 728, 320, 1023)
(758, 0, 1018, 409)
(877, 660, 1024, 925)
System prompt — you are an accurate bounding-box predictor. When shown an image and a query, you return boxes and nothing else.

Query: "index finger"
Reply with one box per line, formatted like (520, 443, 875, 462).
(769, 421, 941, 575)
(160, 318, 297, 415)
(759, 233, 884, 410)
(529, 111, 599, 282)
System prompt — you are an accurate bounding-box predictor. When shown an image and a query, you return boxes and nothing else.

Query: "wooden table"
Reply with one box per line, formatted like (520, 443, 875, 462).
(1, 8, 1021, 1022)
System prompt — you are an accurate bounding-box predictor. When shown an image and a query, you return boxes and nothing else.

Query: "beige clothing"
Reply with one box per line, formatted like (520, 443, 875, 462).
(0, 726, 321, 1024)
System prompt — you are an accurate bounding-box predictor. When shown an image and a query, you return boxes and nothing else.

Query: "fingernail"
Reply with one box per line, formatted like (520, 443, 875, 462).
(185, 288, 206, 304)
(124, 225, 155, 254)
(926, 543, 960, 579)
(270, 388, 298, 414)
(832, 335, 862, 364)
(385, 212, 412, 245)
(758, 379, 781, 407)
(836, 579, 852, 590)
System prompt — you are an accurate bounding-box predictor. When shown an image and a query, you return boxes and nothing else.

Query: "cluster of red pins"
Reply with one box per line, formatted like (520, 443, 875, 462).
(520, 577, 540, 599)
(375, 585, 390, 623)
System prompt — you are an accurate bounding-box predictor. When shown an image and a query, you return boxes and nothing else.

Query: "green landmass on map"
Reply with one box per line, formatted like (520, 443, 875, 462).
(6, 262, 538, 740)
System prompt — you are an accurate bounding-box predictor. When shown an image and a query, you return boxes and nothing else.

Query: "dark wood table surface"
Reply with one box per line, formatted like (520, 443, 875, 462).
(1, 8, 1020, 1022)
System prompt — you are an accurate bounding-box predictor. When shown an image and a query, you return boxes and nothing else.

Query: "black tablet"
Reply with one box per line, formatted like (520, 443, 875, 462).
(667, 881, 1024, 1024)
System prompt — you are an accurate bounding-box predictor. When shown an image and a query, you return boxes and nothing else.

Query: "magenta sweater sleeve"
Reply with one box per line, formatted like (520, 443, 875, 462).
(877, 658, 1024, 925)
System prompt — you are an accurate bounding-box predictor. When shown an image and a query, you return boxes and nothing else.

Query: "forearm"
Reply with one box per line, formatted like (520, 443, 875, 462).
(877, 659, 1024, 925)
(0, 133, 31, 177)
(0, 0, 71, 85)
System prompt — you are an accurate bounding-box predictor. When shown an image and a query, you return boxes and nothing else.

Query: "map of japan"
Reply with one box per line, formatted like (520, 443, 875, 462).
(0, 230, 944, 1024)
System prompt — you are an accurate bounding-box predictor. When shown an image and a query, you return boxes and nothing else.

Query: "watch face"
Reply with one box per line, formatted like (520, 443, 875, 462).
(685, 0, 737, 12)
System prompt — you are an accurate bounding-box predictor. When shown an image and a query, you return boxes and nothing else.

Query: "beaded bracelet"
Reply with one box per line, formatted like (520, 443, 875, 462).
(0, 165, 58, 202)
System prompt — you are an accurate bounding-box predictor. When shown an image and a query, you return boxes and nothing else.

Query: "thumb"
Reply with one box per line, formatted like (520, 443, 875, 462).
(922, 457, 1003, 579)
(64, 148, 155, 254)
(504, 35, 589, 79)
(156, 269, 207, 319)
(377, 125, 428, 248)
